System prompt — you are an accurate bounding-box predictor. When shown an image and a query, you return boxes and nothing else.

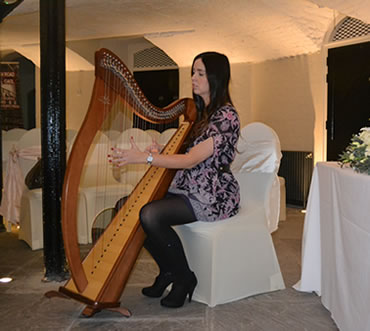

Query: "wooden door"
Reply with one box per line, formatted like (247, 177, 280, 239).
(326, 41, 370, 161)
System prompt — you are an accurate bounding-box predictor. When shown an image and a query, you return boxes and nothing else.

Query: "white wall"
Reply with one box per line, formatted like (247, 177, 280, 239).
(67, 38, 131, 70)
(230, 63, 253, 126)
(66, 70, 95, 130)
(250, 54, 320, 152)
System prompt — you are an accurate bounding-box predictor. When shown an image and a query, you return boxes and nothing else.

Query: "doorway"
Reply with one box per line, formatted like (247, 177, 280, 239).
(326, 41, 370, 161)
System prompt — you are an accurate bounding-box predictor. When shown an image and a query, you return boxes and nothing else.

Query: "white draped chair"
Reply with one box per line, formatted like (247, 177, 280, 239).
(2, 128, 27, 178)
(17, 129, 87, 249)
(174, 122, 285, 307)
(145, 129, 161, 143)
(1, 128, 27, 231)
(12, 128, 42, 249)
(231, 122, 283, 233)
(3, 128, 27, 141)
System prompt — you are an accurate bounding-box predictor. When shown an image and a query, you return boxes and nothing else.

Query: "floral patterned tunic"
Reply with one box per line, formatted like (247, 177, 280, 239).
(169, 104, 240, 222)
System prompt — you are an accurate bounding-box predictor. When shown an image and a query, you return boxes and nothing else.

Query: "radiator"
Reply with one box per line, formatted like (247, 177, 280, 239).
(278, 151, 313, 208)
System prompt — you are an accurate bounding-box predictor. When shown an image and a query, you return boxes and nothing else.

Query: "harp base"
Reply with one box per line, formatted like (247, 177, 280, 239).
(81, 305, 132, 318)
(45, 288, 132, 318)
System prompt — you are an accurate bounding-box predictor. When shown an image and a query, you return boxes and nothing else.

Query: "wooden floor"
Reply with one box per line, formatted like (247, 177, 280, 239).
(0, 208, 338, 330)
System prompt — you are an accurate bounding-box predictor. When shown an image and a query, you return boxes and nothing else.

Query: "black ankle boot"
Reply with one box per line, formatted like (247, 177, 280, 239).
(160, 272, 197, 308)
(142, 272, 175, 298)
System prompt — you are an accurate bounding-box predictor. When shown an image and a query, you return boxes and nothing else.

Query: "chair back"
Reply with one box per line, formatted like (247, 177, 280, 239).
(231, 122, 281, 174)
(145, 129, 161, 143)
(114, 128, 153, 150)
(17, 128, 41, 177)
(3, 128, 27, 142)
(158, 128, 177, 146)
(101, 129, 121, 142)
(231, 122, 282, 232)
(2, 128, 27, 172)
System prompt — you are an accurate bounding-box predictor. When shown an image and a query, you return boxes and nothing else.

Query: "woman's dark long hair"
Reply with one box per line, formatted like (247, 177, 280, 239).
(188, 52, 233, 144)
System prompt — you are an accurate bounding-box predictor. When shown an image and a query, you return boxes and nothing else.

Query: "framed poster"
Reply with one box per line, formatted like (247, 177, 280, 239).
(0, 61, 23, 129)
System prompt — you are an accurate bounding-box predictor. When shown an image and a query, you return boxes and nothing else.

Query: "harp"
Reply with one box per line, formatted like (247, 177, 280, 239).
(46, 48, 196, 317)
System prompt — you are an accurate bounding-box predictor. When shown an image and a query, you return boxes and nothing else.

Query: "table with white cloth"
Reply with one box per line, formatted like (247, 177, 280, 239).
(294, 162, 370, 331)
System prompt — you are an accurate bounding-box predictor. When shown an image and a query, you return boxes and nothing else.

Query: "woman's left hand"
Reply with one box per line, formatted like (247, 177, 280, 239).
(108, 137, 146, 167)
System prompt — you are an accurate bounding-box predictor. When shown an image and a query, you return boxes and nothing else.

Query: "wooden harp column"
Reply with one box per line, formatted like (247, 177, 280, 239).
(46, 48, 196, 317)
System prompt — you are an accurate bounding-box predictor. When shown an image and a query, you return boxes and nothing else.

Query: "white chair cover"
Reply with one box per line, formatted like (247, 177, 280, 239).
(0, 146, 40, 225)
(101, 129, 121, 142)
(158, 128, 177, 146)
(0, 128, 41, 225)
(174, 121, 285, 307)
(3, 128, 27, 141)
(145, 129, 161, 143)
(232, 122, 282, 233)
(12, 128, 87, 249)
(2, 128, 27, 177)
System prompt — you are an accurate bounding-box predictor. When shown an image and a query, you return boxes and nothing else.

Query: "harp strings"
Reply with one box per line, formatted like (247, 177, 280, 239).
(88, 61, 151, 259)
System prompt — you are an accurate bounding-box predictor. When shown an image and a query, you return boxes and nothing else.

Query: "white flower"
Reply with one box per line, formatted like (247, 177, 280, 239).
(359, 130, 370, 145)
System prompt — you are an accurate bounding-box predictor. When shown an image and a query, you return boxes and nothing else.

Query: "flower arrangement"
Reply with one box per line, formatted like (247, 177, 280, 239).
(339, 127, 370, 175)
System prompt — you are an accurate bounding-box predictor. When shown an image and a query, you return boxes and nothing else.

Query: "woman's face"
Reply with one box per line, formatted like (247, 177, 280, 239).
(192, 58, 210, 106)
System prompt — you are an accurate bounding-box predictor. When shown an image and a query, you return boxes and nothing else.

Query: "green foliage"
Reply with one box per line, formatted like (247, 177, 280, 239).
(339, 128, 370, 175)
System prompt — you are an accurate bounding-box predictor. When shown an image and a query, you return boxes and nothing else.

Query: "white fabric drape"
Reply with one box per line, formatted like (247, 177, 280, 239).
(294, 162, 370, 331)
(0, 146, 41, 225)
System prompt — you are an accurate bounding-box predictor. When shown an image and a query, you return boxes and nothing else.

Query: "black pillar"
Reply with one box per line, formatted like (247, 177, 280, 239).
(0, 57, 4, 232)
(39, 0, 68, 281)
(0, 127, 4, 232)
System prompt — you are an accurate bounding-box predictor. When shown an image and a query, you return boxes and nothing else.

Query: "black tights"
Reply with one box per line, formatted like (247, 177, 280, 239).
(139, 194, 197, 280)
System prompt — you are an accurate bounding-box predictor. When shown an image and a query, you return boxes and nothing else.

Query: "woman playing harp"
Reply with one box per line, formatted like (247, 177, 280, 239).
(109, 51, 240, 308)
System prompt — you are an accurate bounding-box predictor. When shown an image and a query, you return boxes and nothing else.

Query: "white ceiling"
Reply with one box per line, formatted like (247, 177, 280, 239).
(1, 0, 369, 67)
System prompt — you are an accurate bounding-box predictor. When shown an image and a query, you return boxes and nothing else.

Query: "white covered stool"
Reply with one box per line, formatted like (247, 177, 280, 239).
(18, 188, 88, 249)
(174, 122, 285, 306)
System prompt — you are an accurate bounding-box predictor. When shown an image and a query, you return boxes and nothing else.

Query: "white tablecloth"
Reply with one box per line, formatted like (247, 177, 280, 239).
(294, 162, 370, 331)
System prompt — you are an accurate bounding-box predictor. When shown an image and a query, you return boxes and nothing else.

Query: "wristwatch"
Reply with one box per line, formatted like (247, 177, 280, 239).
(146, 152, 153, 165)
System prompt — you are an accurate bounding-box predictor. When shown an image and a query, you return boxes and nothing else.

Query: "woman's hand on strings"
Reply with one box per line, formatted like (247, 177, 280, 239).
(108, 137, 147, 167)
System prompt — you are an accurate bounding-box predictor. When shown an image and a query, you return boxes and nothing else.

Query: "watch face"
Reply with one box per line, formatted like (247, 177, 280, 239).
(147, 154, 153, 164)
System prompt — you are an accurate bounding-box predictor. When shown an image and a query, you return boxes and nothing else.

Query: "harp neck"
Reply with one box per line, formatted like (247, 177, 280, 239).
(96, 48, 196, 123)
